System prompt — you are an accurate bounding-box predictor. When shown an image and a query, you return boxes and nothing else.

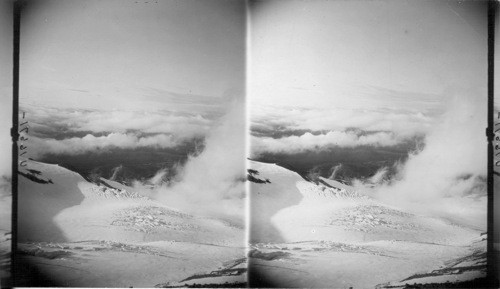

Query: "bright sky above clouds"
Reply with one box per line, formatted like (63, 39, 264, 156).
(20, 0, 245, 111)
(250, 0, 486, 111)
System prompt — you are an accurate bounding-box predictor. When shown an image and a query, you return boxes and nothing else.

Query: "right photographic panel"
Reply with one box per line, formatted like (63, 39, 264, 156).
(248, 0, 488, 287)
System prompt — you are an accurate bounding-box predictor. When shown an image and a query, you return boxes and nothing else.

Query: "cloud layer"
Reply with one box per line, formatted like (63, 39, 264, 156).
(28, 133, 183, 157)
(251, 98, 438, 138)
(250, 95, 439, 156)
(22, 105, 214, 137)
(252, 130, 408, 155)
(20, 104, 218, 158)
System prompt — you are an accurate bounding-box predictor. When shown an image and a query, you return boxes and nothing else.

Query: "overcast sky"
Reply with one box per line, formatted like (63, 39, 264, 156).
(250, 0, 486, 110)
(20, 0, 245, 111)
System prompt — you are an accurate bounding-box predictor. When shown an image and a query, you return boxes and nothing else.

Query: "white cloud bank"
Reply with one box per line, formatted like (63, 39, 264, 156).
(21, 104, 214, 140)
(19, 104, 219, 158)
(251, 103, 436, 138)
(252, 130, 407, 155)
(250, 99, 437, 156)
(28, 133, 182, 157)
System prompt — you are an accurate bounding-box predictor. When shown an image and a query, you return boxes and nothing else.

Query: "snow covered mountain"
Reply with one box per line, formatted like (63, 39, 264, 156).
(17, 161, 246, 287)
(248, 160, 486, 288)
(13, 159, 489, 287)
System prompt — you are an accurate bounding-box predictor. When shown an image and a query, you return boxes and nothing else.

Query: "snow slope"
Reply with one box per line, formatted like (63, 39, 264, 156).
(17, 160, 246, 287)
(249, 160, 486, 288)
(0, 178, 11, 286)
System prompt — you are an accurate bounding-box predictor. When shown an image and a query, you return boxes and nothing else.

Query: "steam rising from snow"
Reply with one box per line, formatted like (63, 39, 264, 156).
(109, 165, 123, 181)
(355, 89, 487, 229)
(138, 97, 246, 223)
(149, 168, 169, 186)
(368, 166, 389, 185)
(328, 164, 343, 180)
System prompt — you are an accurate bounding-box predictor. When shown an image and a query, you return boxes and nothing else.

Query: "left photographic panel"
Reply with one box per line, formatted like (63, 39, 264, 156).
(0, 0, 13, 287)
(16, 0, 247, 287)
